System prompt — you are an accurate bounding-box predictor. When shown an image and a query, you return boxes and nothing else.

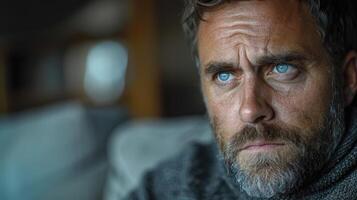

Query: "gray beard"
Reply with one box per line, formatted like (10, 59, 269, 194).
(230, 154, 301, 198)
(214, 72, 345, 198)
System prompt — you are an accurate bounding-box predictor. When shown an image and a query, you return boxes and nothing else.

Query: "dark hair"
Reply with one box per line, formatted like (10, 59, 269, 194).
(182, 0, 357, 66)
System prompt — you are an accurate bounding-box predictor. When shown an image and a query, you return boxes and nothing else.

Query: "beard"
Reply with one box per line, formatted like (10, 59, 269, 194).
(210, 71, 345, 198)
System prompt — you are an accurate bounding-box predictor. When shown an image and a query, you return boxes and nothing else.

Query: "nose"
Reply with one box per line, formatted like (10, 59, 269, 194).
(239, 77, 274, 124)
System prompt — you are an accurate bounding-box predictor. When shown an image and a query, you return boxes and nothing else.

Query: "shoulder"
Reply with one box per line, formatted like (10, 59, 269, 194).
(125, 142, 222, 200)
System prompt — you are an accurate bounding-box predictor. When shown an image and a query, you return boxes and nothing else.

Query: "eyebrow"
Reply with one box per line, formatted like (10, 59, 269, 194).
(256, 52, 308, 66)
(204, 62, 239, 75)
(203, 52, 308, 75)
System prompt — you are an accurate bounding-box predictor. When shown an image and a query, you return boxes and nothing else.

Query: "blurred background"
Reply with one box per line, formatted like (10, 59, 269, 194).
(0, 0, 205, 117)
(0, 0, 211, 200)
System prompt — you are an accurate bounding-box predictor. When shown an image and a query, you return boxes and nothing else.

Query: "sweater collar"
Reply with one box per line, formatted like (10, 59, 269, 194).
(302, 106, 357, 194)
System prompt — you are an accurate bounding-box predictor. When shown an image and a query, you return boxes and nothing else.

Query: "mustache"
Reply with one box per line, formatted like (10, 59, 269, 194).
(226, 124, 306, 152)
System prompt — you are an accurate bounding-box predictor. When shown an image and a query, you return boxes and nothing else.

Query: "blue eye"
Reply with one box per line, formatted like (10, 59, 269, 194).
(273, 63, 291, 74)
(217, 72, 232, 82)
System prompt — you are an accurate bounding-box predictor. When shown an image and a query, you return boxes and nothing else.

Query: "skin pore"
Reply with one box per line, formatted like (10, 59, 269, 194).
(197, 0, 357, 198)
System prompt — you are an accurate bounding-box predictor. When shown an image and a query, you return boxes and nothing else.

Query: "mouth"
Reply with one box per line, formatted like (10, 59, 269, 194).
(240, 140, 285, 152)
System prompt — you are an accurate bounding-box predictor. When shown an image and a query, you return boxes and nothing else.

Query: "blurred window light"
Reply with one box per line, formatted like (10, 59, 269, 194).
(84, 41, 128, 104)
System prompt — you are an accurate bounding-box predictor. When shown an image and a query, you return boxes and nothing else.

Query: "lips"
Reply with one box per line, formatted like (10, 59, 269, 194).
(240, 140, 285, 151)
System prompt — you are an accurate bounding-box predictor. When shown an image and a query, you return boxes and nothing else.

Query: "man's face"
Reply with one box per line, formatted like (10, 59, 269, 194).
(197, 0, 344, 198)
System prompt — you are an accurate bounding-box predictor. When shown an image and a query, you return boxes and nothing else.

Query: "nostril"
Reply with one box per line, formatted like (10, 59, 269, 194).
(254, 115, 267, 123)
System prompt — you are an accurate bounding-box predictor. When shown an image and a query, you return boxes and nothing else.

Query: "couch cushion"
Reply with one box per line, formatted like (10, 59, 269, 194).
(105, 116, 213, 200)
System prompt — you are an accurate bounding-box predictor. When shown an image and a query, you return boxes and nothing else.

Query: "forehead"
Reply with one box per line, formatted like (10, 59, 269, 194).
(197, 0, 322, 66)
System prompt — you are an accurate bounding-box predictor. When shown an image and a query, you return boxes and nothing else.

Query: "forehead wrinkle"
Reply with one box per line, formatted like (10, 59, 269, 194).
(217, 23, 271, 41)
(203, 4, 276, 57)
(206, 8, 272, 39)
(198, 0, 324, 69)
(208, 21, 272, 54)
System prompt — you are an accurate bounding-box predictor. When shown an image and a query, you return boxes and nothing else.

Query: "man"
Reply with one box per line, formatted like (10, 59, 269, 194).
(126, 0, 357, 199)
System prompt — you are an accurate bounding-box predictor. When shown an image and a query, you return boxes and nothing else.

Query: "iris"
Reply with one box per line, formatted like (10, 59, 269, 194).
(274, 64, 290, 73)
(218, 72, 231, 82)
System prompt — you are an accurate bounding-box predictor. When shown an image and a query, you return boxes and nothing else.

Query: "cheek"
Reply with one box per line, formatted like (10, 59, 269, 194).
(203, 86, 242, 140)
(273, 74, 332, 128)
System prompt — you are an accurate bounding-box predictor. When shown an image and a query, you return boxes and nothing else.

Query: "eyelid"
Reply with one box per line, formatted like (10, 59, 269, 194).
(212, 69, 235, 79)
(266, 63, 303, 83)
(207, 65, 236, 75)
(268, 63, 300, 73)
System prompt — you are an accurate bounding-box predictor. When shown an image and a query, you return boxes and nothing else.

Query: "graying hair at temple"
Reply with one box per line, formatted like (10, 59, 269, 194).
(181, 0, 357, 104)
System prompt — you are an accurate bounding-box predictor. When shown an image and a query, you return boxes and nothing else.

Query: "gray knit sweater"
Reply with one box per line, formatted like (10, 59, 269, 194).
(126, 108, 357, 200)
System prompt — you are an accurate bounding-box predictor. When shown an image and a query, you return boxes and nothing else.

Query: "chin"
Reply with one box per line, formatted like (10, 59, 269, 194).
(232, 145, 302, 198)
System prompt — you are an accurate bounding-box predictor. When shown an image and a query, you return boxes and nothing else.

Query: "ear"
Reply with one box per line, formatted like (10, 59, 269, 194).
(342, 51, 357, 106)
